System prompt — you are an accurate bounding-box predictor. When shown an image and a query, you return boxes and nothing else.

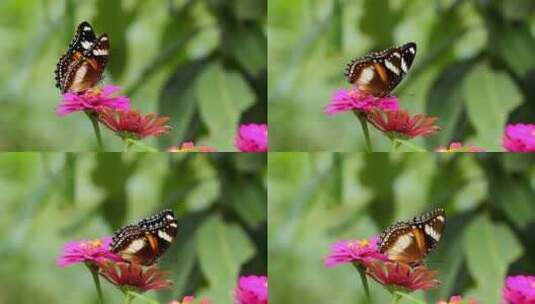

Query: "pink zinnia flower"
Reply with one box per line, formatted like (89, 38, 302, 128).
(99, 108, 171, 140)
(503, 275, 535, 304)
(366, 261, 440, 292)
(167, 141, 217, 152)
(436, 142, 485, 152)
(437, 295, 480, 304)
(98, 262, 172, 293)
(324, 236, 387, 267)
(57, 237, 122, 267)
(234, 275, 268, 304)
(502, 124, 535, 152)
(56, 85, 130, 116)
(235, 123, 268, 152)
(367, 108, 440, 139)
(324, 88, 399, 115)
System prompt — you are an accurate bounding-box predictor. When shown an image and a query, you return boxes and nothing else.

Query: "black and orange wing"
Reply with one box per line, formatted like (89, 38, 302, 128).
(378, 208, 445, 265)
(345, 42, 416, 97)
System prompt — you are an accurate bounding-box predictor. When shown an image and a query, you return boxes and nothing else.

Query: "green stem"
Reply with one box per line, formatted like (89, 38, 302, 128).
(87, 264, 104, 304)
(87, 112, 104, 151)
(353, 263, 371, 303)
(124, 293, 135, 304)
(125, 291, 159, 304)
(123, 139, 133, 152)
(393, 291, 426, 304)
(392, 139, 401, 152)
(354, 111, 373, 152)
(392, 293, 402, 304)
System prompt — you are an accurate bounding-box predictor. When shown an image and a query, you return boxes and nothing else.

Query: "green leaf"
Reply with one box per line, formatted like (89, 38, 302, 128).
(228, 25, 267, 75)
(196, 63, 255, 151)
(463, 213, 523, 303)
(494, 24, 535, 77)
(196, 215, 255, 303)
(463, 62, 523, 150)
(491, 177, 535, 229)
(158, 58, 211, 149)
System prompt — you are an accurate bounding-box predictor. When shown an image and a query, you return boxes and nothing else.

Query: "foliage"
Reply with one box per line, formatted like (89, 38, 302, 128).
(0, 0, 266, 151)
(0, 152, 267, 304)
(268, 0, 535, 151)
(269, 152, 535, 303)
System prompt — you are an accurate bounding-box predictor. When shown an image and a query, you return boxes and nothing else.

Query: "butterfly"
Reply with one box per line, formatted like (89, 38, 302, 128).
(110, 209, 178, 266)
(344, 42, 417, 97)
(378, 208, 445, 265)
(54, 21, 109, 93)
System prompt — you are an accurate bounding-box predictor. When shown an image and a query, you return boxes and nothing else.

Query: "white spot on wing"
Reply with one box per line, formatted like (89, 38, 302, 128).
(158, 230, 173, 243)
(358, 67, 375, 84)
(391, 234, 413, 252)
(92, 49, 108, 56)
(401, 58, 408, 73)
(124, 239, 145, 254)
(81, 41, 94, 49)
(83, 26, 92, 31)
(169, 223, 178, 228)
(437, 215, 445, 222)
(425, 224, 441, 241)
(384, 59, 400, 75)
(409, 47, 415, 54)
(166, 215, 174, 221)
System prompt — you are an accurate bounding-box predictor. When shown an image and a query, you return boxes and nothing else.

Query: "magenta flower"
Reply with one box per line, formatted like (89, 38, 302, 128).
(167, 141, 217, 152)
(437, 295, 480, 304)
(324, 236, 387, 267)
(235, 123, 268, 152)
(235, 275, 268, 304)
(435, 142, 485, 153)
(98, 262, 172, 293)
(367, 108, 440, 139)
(366, 261, 440, 292)
(503, 275, 535, 304)
(56, 85, 130, 116)
(57, 236, 122, 267)
(503, 124, 535, 152)
(99, 108, 171, 140)
(324, 88, 399, 115)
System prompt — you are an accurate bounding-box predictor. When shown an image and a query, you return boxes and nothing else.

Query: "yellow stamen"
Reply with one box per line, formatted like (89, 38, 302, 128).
(82, 239, 103, 249)
(359, 239, 369, 247)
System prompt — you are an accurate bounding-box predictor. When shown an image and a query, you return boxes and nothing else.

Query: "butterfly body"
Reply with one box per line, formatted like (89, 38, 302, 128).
(378, 208, 445, 265)
(345, 42, 416, 97)
(55, 21, 109, 93)
(110, 209, 178, 266)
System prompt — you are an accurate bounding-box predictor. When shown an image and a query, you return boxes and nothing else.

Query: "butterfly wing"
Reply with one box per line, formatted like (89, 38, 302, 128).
(137, 209, 178, 259)
(345, 42, 417, 97)
(54, 21, 109, 93)
(110, 209, 178, 266)
(379, 208, 445, 265)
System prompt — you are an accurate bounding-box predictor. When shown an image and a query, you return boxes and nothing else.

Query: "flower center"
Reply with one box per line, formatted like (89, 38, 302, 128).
(82, 239, 103, 249)
(87, 88, 103, 96)
(358, 239, 369, 247)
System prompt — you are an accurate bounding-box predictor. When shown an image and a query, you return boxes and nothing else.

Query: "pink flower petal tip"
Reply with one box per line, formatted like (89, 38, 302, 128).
(56, 85, 130, 116)
(235, 275, 268, 304)
(503, 124, 535, 152)
(235, 123, 268, 152)
(324, 88, 399, 116)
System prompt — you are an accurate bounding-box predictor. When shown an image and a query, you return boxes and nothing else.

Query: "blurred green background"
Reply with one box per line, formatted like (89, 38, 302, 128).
(0, 152, 267, 304)
(269, 152, 535, 303)
(269, 0, 535, 152)
(0, 0, 266, 151)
